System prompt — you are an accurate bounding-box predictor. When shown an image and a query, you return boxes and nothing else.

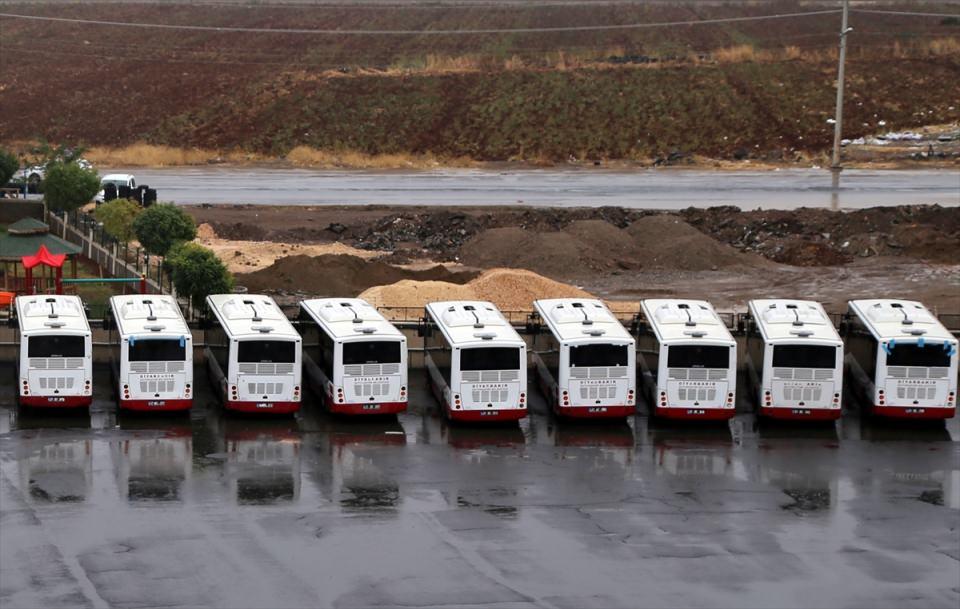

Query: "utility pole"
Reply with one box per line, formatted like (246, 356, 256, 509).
(831, 0, 852, 173)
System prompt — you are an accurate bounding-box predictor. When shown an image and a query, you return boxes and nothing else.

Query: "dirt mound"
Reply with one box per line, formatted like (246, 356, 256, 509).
(201, 237, 379, 274)
(236, 255, 477, 296)
(460, 216, 767, 277)
(625, 215, 771, 271)
(359, 268, 594, 316)
(196, 223, 217, 240)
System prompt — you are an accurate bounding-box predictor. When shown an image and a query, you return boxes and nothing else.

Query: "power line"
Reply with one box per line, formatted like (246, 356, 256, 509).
(851, 9, 960, 19)
(0, 9, 845, 35)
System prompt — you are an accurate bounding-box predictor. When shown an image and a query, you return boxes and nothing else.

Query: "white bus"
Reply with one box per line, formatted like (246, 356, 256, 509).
(205, 294, 302, 414)
(423, 301, 527, 422)
(745, 299, 843, 421)
(107, 295, 193, 412)
(531, 298, 636, 418)
(638, 299, 737, 421)
(14, 295, 93, 408)
(845, 299, 957, 419)
(299, 298, 407, 416)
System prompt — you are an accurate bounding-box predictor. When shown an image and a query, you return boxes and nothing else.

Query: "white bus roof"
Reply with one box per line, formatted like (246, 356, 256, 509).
(641, 299, 735, 345)
(748, 299, 842, 344)
(206, 294, 298, 340)
(534, 298, 633, 344)
(15, 295, 90, 334)
(300, 298, 404, 341)
(848, 299, 954, 343)
(425, 301, 525, 348)
(109, 294, 189, 337)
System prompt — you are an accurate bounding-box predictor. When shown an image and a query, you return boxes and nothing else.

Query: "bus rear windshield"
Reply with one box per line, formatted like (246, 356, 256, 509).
(128, 338, 186, 362)
(667, 345, 730, 369)
(461, 347, 520, 371)
(886, 343, 952, 368)
(772, 345, 837, 368)
(238, 340, 296, 363)
(570, 344, 628, 367)
(28, 335, 85, 358)
(343, 341, 402, 365)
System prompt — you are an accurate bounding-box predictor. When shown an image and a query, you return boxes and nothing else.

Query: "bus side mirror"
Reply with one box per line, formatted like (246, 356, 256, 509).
(102, 316, 111, 331)
(525, 314, 540, 335)
(417, 318, 431, 338)
(6, 314, 16, 328)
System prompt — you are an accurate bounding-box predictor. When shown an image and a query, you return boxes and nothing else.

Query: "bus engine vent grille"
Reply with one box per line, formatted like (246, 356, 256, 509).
(896, 386, 937, 400)
(354, 383, 391, 397)
(140, 379, 175, 394)
(669, 368, 727, 381)
(238, 363, 294, 375)
(677, 387, 717, 402)
(889, 366, 949, 380)
(38, 377, 75, 390)
(247, 382, 282, 395)
(580, 386, 617, 400)
(29, 358, 85, 369)
(471, 389, 509, 404)
(570, 367, 627, 380)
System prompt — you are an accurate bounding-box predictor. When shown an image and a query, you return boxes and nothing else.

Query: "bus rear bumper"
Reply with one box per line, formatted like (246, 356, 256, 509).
(121, 398, 193, 412)
(18, 395, 91, 408)
(330, 400, 407, 415)
(447, 406, 527, 422)
(226, 400, 301, 414)
(870, 404, 955, 419)
(654, 405, 734, 421)
(760, 405, 840, 421)
(556, 404, 635, 419)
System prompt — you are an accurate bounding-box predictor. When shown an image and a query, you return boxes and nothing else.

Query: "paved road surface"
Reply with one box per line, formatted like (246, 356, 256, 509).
(102, 167, 960, 209)
(2, 365, 958, 609)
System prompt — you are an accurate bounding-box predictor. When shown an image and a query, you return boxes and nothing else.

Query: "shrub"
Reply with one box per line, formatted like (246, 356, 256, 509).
(94, 198, 142, 243)
(42, 161, 101, 212)
(166, 242, 233, 307)
(133, 203, 197, 256)
(0, 148, 18, 186)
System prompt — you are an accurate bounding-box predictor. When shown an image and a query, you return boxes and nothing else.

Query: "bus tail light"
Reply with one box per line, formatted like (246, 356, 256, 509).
(519, 392, 525, 404)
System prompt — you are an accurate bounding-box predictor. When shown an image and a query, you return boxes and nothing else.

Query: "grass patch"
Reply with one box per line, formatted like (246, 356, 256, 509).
(285, 146, 476, 169)
(85, 144, 263, 167)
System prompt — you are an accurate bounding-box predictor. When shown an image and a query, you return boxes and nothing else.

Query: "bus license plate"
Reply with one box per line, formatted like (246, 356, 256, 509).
(148, 401, 166, 407)
(256, 403, 272, 409)
(363, 404, 381, 411)
(905, 408, 925, 414)
(792, 409, 811, 415)
(48, 397, 65, 403)
(588, 407, 608, 413)
(480, 411, 499, 416)
(687, 409, 705, 415)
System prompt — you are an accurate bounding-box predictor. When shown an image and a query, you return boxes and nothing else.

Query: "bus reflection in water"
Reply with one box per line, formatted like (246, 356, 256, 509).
(18, 437, 92, 503)
(314, 417, 405, 512)
(650, 428, 735, 478)
(223, 419, 301, 505)
(111, 428, 192, 502)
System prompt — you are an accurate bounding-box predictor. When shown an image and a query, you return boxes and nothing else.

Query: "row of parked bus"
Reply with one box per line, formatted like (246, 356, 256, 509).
(10, 293, 958, 422)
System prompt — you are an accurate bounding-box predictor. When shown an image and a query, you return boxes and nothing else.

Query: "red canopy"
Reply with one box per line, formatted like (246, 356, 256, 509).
(22, 245, 66, 270)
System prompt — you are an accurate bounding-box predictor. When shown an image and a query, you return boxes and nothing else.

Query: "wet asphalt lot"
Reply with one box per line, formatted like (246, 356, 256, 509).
(1, 366, 958, 609)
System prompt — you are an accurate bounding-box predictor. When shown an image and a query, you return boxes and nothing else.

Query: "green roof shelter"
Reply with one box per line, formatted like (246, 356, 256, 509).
(0, 218, 82, 293)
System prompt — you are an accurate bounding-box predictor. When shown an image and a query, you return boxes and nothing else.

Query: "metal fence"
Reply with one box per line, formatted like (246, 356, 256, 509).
(47, 211, 168, 294)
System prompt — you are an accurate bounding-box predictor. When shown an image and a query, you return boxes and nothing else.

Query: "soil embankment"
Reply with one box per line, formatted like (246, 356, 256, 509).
(204, 203, 959, 315)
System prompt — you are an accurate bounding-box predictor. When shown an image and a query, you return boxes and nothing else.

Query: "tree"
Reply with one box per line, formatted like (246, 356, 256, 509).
(133, 203, 197, 256)
(94, 198, 142, 243)
(42, 161, 100, 212)
(166, 242, 233, 308)
(0, 148, 18, 187)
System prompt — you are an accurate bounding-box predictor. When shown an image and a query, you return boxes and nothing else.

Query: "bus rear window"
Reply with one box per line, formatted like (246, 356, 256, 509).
(238, 340, 296, 363)
(343, 341, 401, 365)
(28, 335, 85, 358)
(886, 343, 952, 367)
(461, 347, 520, 371)
(570, 344, 628, 367)
(772, 345, 837, 368)
(128, 338, 186, 362)
(667, 345, 730, 369)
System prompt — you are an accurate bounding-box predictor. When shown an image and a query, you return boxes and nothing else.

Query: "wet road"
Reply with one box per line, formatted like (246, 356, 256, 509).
(2, 366, 958, 609)
(101, 167, 960, 209)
